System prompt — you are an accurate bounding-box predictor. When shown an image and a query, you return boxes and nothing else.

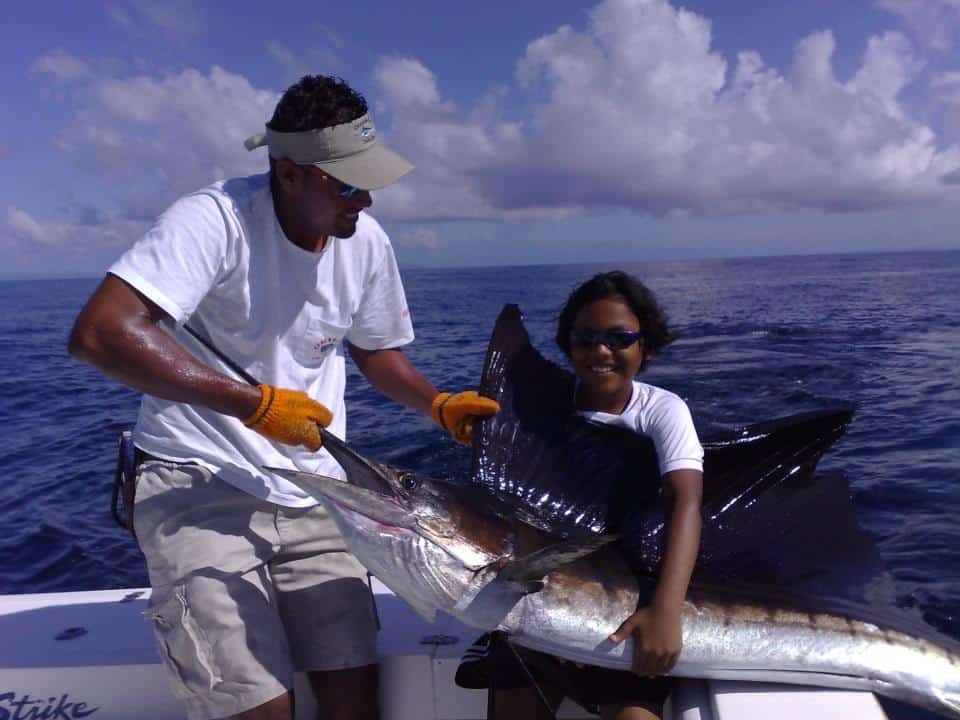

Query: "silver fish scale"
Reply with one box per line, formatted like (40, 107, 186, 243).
(679, 601, 960, 713)
(506, 586, 960, 717)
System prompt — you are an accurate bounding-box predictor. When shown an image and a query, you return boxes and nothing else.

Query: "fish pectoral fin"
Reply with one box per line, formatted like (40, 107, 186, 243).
(497, 533, 619, 584)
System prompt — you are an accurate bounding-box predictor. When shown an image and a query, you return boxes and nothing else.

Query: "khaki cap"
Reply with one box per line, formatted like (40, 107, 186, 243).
(244, 113, 412, 190)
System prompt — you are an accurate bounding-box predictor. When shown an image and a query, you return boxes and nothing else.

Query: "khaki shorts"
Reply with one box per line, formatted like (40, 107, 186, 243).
(134, 458, 378, 720)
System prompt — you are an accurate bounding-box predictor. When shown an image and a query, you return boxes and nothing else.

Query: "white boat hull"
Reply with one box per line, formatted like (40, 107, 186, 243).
(0, 584, 888, 720)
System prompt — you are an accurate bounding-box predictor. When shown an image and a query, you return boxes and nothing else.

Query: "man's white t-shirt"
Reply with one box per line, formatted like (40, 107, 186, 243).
(109, 173, 414, 507)
(577, 381, 703, 475)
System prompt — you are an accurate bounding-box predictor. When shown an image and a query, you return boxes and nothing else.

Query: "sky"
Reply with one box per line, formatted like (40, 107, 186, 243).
(4, 0, 960, 277)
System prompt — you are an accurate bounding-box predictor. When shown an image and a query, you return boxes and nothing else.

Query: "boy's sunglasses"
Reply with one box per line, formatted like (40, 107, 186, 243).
(570, 329, 644, 351)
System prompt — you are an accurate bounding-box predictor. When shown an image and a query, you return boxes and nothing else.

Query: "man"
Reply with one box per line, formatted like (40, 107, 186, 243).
(68, 75, 497, 720)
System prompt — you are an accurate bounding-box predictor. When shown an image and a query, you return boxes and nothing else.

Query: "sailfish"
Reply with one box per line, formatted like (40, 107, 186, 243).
(271, 304, 960, 718)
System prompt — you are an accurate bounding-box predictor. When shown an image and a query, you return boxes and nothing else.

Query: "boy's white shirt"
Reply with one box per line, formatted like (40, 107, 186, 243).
(576, 380, 704, 475)
(109, 173, 414, 507)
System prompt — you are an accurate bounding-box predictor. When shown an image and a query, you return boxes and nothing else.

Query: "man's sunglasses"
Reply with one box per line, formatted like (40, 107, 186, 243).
(570, 329, 644, 351)
(336, 182, 360, 199)
(301, 165, 361, 198)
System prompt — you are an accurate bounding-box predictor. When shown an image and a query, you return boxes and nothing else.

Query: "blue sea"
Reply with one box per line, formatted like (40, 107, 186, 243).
(1, 250, 958, 714)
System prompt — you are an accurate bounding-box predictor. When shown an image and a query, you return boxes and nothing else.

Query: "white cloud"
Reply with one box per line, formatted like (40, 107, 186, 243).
(932, 71, 960, 144)
(369, 58, 528, 221)
(58, 66, 278, 219)
(5, 206, 144, 249)
(932, 71, 960, 104)
(315, 24, 344, 51)
(848, 32, 924, 117)
(20, 0, 960, 276)
(6, 207, 55, 246)
(373, 0, 960, 217)
(10, 62, 277, 275)
(877, 0, 960, 52)
(109, 7, 134, 30)
(31, 49, 93, 81)
(397, 227, 439, 248)
(2, 205, 147, 277)
(138, 0, 201, 34)
(268, 42, 308, 78)
(109, 1, 202, 36)
(268, 41, 340, 81)
(374, 58, 453, 111)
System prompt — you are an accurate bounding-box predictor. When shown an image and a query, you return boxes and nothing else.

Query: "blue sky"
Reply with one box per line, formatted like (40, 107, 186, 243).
(4, 0, 960, 277)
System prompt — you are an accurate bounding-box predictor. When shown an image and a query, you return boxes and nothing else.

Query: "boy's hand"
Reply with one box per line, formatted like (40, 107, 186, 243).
(609, 605, 683, 677)
(431, 391, 500, 445)
(243, 385, 333, 451)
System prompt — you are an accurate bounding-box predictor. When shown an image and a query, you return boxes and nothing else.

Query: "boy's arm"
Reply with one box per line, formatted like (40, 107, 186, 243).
(650, 468, 703, 614)
(609, 468, 702, 677)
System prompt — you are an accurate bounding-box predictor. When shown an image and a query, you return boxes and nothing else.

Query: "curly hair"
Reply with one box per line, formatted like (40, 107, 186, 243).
(268, 75, 368, 132)
(555, 271, 674, 364)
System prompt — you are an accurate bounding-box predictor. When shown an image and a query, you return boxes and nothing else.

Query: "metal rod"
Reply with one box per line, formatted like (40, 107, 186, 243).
(182, 324, 260, 386)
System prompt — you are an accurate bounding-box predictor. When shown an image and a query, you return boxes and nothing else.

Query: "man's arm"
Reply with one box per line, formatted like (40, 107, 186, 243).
(346, 344, 437, 415)
(68, 274, 261, 419)
(348, 344, 499, 445)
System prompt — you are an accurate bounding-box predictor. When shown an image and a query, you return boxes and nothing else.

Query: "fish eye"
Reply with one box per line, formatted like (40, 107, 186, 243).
(399, 472, 419, 493)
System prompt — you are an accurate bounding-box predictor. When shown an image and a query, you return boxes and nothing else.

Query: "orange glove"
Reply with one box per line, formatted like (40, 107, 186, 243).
(243, 385, 333, 451)
(431, 391, 500, 446)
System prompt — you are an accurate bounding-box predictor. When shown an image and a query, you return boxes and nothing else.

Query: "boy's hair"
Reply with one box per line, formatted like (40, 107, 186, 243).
(555, 271, 675, 361)
(267, 75, 368, 178)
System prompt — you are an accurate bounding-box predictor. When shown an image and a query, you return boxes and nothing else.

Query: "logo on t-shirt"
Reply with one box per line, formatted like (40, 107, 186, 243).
(313, 336, 337, 355)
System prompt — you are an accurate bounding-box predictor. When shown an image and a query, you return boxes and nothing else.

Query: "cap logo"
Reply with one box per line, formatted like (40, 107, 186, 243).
(359, 123, 376, 142)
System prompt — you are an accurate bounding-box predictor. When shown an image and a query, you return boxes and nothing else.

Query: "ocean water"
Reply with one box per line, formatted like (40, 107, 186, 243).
(1, 250, 958, 713)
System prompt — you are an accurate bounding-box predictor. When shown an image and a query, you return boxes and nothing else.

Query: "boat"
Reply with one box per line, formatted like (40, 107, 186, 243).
(0, 580, 889, 719)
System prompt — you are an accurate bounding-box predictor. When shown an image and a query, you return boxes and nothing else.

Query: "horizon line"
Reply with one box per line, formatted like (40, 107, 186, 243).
(2, 244, 958, 282)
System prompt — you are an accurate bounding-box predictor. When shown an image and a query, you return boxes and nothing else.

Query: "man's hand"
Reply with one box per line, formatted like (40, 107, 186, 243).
(243, 385, 333, 451)
(431, 391, 500, 445)
(608, 605, 683, 678)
